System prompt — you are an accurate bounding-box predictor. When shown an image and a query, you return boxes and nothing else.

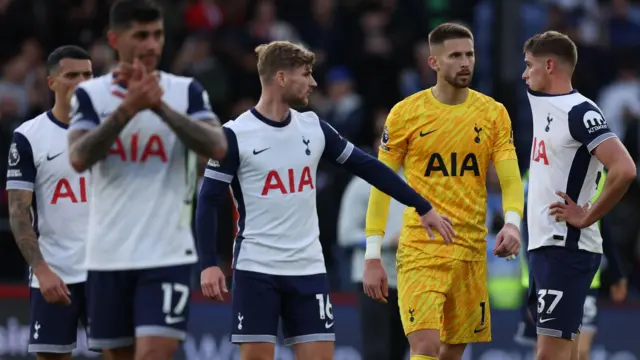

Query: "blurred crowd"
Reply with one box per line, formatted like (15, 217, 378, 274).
(1, 0, 640, 305)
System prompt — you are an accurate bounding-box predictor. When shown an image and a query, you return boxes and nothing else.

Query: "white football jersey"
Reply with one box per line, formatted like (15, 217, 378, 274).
(526, 89, 616, 253)
(6, 111, 90, 287)
(204, 108, 354, 275)
(69, 72, 216, 270)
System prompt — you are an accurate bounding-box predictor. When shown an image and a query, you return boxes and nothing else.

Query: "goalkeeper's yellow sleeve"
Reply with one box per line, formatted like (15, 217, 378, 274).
(494, 159, 525, 226)
(364, 157, 402, 258)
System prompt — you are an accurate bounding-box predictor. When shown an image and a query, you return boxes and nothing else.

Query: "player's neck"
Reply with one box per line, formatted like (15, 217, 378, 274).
(543, 80, 573, 95)
(432, 82, 469, 105)
(51, 103, 70, 124)
(255, 97, 290, 122)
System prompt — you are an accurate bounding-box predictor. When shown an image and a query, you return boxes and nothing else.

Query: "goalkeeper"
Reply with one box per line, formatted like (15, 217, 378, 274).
(363, 23, 525, 360)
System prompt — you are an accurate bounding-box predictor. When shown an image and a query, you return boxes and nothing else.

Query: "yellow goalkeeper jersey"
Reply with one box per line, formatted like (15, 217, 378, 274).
(368, 88, 519, 261)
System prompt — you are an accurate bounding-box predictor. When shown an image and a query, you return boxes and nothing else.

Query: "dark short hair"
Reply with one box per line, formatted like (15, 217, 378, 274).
(46, 45, 91, 75)
(523, 31, 578, 68)
(109, 0, 163, 30)
(428, 23, 474, 46)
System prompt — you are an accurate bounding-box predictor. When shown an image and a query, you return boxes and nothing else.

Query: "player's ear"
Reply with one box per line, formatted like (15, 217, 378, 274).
(546, 58, 554, 73)
(107, 30, 119, 50)
(428, 55, 439, 71)
(47, 75, 56, 92)
(275, 70, 286, 88)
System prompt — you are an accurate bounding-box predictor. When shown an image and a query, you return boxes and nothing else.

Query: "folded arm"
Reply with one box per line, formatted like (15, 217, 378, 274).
(67, 87, 131, 172)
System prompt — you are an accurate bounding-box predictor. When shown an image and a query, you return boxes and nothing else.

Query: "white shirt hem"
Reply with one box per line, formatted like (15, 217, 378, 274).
(84, 256, 197, 271)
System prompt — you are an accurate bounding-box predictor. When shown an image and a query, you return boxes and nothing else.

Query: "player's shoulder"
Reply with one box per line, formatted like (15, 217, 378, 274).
(14, 111, 51, 139)
(76, 73, 112, 94)
(294, 109, 322, 125)
(393, 89, 430, 114)
(468, 89, 504, 109)
(159, 71, 198, 89)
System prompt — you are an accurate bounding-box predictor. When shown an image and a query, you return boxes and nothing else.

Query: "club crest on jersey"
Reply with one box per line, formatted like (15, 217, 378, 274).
(207, 159, 220, 168)
(381, 126, 390, 151)
(8, 143, 19, 166)
(583, 110, 607, 134)
(473, 124, 482, 143)
(302, 136, 311, 156)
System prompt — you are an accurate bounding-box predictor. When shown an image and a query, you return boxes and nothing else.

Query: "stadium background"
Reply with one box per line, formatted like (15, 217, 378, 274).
(0, 0, 639, 358)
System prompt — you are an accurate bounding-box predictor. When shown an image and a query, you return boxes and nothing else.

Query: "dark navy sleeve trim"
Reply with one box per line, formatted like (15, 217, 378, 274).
(567, 102, 617, 153)
(6, 132, 37, 191)
(203, 127, 240, 182)
(196, 177, 230, 269)
(344, 147, 432, 215)
(187, 79, 216, 120)
(319, 120, 354, 164)
(196, 126, 239, 269)
(69, 87, 101, 131)
(318, 118, 431, 214)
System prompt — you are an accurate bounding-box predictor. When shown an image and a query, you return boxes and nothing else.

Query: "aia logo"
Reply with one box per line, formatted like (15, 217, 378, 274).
(531, 137, 548, 165)
(262, 166, 314, 195)
(51, 177, 88, 204)
(109, 133, 167, 162)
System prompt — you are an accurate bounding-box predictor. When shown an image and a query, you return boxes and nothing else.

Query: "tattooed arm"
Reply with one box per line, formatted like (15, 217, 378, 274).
(154, 102, 227, 159)
(8, 190, 43, 268)
(68, 105, 133, 172)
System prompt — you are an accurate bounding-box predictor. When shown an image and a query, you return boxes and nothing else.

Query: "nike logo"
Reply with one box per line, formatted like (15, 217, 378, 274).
(473, 327, 486, 333)
(46, 152, 64, 161)
(539, 317, 555, 323)
(419, 129, 437, 137)
(253, 148, 270, 155)
(165, 315, 185, 325)
(325, 321, 334, 329)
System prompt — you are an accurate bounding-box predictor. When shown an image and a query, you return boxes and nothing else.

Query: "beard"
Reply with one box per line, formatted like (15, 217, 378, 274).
(444, 73, 473, 89)
(283, 91, 309, 108)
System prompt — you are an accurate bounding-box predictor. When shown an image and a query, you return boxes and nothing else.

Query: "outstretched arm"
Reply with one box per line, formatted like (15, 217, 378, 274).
(320, 120, 431, 215)
(153, 80, 226, 160)
(67, 87, 133, 172)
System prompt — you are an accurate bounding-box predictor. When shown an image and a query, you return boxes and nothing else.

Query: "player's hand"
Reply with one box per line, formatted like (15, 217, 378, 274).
(548, 191, 591, 229)
(120, 59, 163, 113)
(200, 266, 228, 301)
(33, 264, 71, 305)
(494, 223, 520, 258)
(610, 278, 628, 304)
(362, 259, 388, 304)
(419, 209, 455, 244)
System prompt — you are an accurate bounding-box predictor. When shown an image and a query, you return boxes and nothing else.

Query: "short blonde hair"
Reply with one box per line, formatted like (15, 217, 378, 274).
(255, 41, 315, 80)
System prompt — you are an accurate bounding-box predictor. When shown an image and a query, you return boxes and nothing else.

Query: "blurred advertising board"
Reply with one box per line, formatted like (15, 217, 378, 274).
(0, 286, 637, 359)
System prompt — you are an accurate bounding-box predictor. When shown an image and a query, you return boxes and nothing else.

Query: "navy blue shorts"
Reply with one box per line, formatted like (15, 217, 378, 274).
(29, 283, 88, 353)
(515, 288, 599, 345)
(231, 270, 335, 346)
(526, 246, 601, 341)
(86, 264, 192, 350)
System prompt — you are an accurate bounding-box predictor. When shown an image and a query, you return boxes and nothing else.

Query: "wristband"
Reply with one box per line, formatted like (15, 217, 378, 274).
(504, 211, 521, 231)
(364, 235, 383, 259)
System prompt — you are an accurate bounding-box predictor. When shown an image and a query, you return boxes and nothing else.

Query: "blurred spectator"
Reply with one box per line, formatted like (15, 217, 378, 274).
(314, 66, 365, 145)
(399, 40, 437, 97)
(88, 40, 118, 76)
(598, 58, 640, 139)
